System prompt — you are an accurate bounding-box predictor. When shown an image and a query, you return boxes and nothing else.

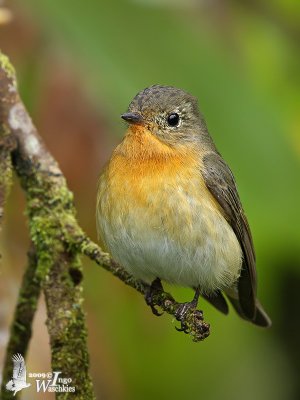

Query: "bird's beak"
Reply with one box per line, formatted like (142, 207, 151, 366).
(121, 112, 143, 124)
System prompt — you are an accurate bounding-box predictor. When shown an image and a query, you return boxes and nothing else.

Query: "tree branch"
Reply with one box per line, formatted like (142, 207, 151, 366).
(0, 245, 41, 400)
(72, 235, 210, 342)
(0, 51, 95, 399)
(0, 54, 16, 238)
(0, 48, 210, 395)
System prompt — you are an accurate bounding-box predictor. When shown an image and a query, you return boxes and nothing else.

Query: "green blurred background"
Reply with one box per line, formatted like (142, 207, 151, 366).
(0, 0, 300, 399)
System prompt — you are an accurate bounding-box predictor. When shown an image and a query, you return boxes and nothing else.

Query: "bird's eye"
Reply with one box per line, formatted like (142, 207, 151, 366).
(167, 113, 180, 127)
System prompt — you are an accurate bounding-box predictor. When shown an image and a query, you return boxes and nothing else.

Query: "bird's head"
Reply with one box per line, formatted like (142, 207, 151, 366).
(121, 85, 209, 146)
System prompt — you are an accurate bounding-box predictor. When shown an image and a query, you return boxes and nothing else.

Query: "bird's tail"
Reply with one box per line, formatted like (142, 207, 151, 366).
(226, 294, 272, 327)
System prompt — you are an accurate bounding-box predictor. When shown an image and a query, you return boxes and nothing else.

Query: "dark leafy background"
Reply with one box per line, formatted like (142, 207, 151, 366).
(0, 1, 299, 399)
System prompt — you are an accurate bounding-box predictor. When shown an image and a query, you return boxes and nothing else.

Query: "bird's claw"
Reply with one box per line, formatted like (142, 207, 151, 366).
(174, 299, 203, 334)
(144, 278, 164, 317)
(175, 323, 190, 334)
(149, 304, 163, 316)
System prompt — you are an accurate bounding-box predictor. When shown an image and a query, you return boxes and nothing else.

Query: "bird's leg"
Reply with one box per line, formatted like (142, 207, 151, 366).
(175, 286, 202, 334)
(145, 278, 164, 316)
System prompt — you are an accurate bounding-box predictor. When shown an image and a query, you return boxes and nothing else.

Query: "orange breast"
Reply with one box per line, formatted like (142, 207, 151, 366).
(97, 125, 222, 242)
(96, 126, 242, 289)
(105, 125, 204, 207)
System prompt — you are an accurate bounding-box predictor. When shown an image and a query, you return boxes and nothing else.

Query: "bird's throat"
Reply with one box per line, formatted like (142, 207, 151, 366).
(116, 125, 179, 161)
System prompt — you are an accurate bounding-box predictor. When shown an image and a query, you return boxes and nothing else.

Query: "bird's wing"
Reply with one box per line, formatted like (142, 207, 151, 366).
(12, 354, 26, 382)
(201, 151, 256, 319)
(5, 380, 14, 391)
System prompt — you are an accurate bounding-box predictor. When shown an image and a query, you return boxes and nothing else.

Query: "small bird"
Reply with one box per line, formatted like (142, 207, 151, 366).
(97, 85, 271, 328)
(6, 353, 31, 396)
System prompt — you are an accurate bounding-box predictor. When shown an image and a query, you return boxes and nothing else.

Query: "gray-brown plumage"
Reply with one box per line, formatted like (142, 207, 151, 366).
(202, 152, 270, 326)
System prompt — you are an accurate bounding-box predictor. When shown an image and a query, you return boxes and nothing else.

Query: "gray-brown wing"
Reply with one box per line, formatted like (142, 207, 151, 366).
(202, 152, 256, 320)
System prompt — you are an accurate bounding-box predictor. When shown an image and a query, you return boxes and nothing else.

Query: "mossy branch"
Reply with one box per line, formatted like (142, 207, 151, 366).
(0, 246, 41, 400)
(0, 51, 95, 400)
(0, 53, 16, 238)
(0, 49, 210, 397)
(70, 234, 210, 341)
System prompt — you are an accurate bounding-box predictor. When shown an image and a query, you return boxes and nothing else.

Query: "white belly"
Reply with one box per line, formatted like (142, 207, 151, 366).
(97, 176, 243, 294)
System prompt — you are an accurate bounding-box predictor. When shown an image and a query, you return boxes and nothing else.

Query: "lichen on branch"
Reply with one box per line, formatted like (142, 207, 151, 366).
(0, 50, 95, 400)
(0, 246, 41, 400)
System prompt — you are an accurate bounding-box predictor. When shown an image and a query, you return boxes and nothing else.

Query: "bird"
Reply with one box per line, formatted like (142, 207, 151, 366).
(97, 85, 271, 329)
(5, 353, 31, 396)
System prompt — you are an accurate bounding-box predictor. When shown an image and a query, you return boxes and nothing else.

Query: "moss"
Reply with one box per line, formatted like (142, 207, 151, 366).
(20, 168, 95, 397)
(0, 144, 13, 237)
(1, 49, 95, 398)
(0, 125, 14, 203)
(0, 151, 12, 196)
(43, 249, 95, 399)
(0, 247, 41, 399)
(0, 51, 16, 82)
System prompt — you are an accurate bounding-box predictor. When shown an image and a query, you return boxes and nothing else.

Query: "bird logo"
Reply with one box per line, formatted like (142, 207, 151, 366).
(5, 353, 31, 396)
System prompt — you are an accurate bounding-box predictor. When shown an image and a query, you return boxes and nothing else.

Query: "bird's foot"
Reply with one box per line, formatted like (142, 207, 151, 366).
(145, 278, 164, 316)
(175, 287, 202, 334)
